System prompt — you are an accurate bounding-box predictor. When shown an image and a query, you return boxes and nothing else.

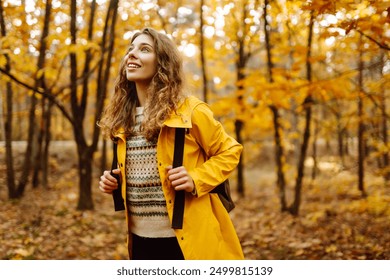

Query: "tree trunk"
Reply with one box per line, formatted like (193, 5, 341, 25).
(32, 98, 44, 189)
(337, 117, 346, 167)
(0, 0, 17, 198)
(77, 146, 94, 210)
(233, 1, 251, 197)
(270, 106, 287, 211)
(311, 111, 319, 180)
(357, 34, 366, 196)
(288, 12, 314, 216)
(101, 139, 108, 172)
(235, 119, 245, 196)
(69, 0, 90, 209)
(4, 78, 15, 198)
(15, 91, 37, 197)
(289, 98, 312, 216)
(41, 101, 53, 188)
(29, 0, 53, 190)
(379, 52, 389, 181)
(264, 0, 287, 211)
(69, 0, 118, 210)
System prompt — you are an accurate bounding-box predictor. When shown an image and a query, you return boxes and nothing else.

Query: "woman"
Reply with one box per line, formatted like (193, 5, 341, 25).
(98, 27, 244, 260)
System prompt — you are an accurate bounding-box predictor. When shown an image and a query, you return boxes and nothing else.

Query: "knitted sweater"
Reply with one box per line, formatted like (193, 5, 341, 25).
(125, 107, 175, 238)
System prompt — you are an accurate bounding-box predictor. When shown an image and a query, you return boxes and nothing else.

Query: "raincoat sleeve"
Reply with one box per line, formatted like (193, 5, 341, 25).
(187, 102, 243, 198)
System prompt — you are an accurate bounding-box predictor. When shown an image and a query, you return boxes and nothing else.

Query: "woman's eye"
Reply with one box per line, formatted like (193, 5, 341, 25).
(141, 47, 150, 52)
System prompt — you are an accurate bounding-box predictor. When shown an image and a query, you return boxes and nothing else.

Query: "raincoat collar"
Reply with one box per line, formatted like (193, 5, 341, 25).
(162, 97, 193, 128)
(113, 96, 194, 140)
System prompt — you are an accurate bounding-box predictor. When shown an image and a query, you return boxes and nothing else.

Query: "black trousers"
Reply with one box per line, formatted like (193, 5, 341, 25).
(131, 233, 185, 260)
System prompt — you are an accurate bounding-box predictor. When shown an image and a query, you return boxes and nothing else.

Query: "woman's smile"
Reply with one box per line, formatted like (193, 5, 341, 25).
(125, 34, 157, 84)
(127, 62, 141, 69)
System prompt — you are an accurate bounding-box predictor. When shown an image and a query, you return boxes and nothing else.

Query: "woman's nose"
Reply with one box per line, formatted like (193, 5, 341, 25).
(127, 48, 138, 58)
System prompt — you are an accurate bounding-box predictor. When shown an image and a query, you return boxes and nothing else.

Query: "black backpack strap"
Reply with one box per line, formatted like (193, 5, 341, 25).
(171, 128, 186, 229)
(111, 139, 125, 211)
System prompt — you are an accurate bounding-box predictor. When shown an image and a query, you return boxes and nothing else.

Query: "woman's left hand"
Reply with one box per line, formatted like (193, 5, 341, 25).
(166, 166, 195, 193)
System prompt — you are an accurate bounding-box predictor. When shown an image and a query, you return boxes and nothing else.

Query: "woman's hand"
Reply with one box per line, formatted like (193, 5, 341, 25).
(99, 169, 121, 194)
(166, 166, 195, 193)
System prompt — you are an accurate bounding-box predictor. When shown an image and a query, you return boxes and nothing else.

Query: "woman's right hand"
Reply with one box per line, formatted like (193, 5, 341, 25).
(99, 169, 121, 194)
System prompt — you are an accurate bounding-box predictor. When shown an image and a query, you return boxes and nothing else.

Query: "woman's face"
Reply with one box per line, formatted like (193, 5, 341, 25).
(125, 34, 157, 85)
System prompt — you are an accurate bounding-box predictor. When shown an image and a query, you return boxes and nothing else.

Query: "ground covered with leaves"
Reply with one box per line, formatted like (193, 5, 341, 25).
(1, 146, 390, 260)
(234, 163, 390, 260)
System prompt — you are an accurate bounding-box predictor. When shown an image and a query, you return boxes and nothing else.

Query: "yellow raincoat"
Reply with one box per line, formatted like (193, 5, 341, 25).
(114, 96, 244, 260)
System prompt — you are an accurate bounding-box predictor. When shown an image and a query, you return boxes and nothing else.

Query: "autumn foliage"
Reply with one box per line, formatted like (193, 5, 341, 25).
(0, 0, 389, 259)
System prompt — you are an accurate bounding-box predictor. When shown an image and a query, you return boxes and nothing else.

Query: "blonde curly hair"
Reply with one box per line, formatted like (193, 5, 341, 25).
(99, 27, 185, 141)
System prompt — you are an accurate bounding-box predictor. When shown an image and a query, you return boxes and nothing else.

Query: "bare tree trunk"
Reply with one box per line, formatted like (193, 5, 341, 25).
(357, 34, 366, 196)
(41, 101, 53, 188)
(4, 77, 16, 198)
(233, 0, 251, 197)
(337, 116, 346, 167)
(32, 98, 45, 189)
(379, 52, 390, 181)
(235, 119, 244, 196)
(16, 89, 37, 196)
(311, 110, 319, 180)
(0, 0, 17, 198)
(270, 105, 287, 210)
(33, 0, 52, 187)
(69, 0, 119, 210)
(69, 0, 92, 209)
(101, 139, 107, 172)
(2, 0, 38, 198)
(17, 8, 48, 195)
(264, 0, 287, 211)
(288, 12, 314, 216)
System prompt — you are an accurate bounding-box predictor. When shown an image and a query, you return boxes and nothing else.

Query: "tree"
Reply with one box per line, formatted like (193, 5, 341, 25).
(0, 0, 16, 198)
(288, 11, 314, 215)
(69, 0, 119, 210)
(233, 0, 262, 197)
(215, 0, 261, 197)
(263, 0, 287, 211)
(1, 0, 52, 198)
(357, 33, 366, 196)
(379, 52, 390, 181)
(1, 0, 388, 214)
(0, 0, 119, 210)
(32, 0, 53, 189)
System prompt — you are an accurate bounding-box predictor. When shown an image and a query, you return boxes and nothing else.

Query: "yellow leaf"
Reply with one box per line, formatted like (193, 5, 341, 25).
(13, 247, 35, 258)
(325, 245, 337, 253)
(0, 55, 6, 68)
(295, 249, 304, 256)
(36, 68, 45, 79)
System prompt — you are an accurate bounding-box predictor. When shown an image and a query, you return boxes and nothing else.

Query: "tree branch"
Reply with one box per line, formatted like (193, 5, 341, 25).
(0, 67, 74, 125)
(357, 29, 390, 51)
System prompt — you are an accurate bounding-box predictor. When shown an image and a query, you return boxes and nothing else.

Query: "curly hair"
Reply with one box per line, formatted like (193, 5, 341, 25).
(98, 27, 186, 141)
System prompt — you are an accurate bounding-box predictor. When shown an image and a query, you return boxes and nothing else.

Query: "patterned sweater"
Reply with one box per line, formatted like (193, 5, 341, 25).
(125, 107, 175, 238)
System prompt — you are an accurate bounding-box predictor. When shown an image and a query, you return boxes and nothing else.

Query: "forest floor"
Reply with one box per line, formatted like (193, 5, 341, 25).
(1, 142, 390, 260)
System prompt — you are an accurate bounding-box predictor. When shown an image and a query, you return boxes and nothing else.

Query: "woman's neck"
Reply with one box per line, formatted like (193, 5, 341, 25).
(135, 83, 149, 107)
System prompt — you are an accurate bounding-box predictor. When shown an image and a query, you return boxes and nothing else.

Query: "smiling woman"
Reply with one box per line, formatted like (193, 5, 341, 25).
(124, 34, 157, 95)
(97, 27, 244, 260)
